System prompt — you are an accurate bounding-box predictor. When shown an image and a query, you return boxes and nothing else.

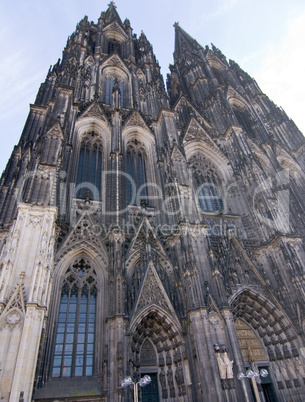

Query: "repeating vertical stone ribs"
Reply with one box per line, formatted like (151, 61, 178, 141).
(0, 2, 304, 401)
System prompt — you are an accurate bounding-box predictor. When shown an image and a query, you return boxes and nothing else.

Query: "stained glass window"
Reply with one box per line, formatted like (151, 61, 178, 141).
(196, 175, 223, 212)
(52, 259, 97, 378)
(76, 133, 102, 200)
(126, 142, 148, 205)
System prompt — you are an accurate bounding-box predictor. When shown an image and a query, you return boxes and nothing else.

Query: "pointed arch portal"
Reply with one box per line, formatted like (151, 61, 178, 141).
(129, 309, 187, 401)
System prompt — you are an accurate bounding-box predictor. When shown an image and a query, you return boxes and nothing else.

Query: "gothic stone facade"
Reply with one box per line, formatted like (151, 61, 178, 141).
(0, 3, 305, 402)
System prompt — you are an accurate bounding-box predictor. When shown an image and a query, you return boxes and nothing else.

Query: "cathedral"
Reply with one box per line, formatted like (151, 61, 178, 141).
(1, 2, 305, 401)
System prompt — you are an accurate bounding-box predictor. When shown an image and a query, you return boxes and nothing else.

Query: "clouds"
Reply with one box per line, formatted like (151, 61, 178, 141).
(252, 10, 305, 133)
(204, 0, 242, 20)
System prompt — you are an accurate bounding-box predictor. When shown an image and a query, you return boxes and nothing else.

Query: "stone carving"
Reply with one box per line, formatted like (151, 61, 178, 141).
(135, 264, 169, 312)
(216, 350, 234, 379)
(295, 357, 305, 378)
(81, 102, 109, 123)
(167, 367, 176, 398)
(222, 352, 234, 379)
(7, 312, 21, 326)
(1, 4, 305, 402)
(216, 353, 226, 379)
(124, 111, 148, 130)
(279, 361, 289, 382)
(159, 367, 166, 389)
(9, 230, 20, 257)
(209, 312, 224, 331)
(287, 360, 297, 380)
(271, 362, 279, 380)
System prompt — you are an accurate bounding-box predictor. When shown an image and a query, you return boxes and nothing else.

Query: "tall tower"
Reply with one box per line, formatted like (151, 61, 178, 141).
(0, 3, 305, 401)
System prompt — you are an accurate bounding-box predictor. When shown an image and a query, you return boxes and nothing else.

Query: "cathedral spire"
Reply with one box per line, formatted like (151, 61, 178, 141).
(173, 23, 202, 63)
(104, 1, 123, 26)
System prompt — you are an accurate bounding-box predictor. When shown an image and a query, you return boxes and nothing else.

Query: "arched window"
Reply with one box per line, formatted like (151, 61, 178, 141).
(212, 67, 225, 86)
(51, 258, 97, 378)
(233, 105, 256, 138)
(140, 339, 157, 367)
(126, 140, 148, 205)
(189, 154, 224, 213)
(105, 78, 124, 106)
(196, 174, 223, 212)
(76, 132, 103, 200)
(107, 40, 121, 56)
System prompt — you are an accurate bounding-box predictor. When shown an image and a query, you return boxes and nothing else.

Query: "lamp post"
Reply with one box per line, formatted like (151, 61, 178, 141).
(237, 368, 269, 402)
(121, 375, 151, 402)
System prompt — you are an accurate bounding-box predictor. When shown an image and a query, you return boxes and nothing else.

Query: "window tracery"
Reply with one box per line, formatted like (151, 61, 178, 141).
(51, 258, 97, 378)
(189, 154, 224, 212)
(232, 104, 256, 138)
(107, 39, 121, 56)
(76, 132, 103, 200)
(105, 78, 124, 105)
(126, 139, 148, 205)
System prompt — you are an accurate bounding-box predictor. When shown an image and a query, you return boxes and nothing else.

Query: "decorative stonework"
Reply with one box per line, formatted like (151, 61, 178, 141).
(235, 318, 268, 363)
(45, 123, 64, 140)
(135, 261, 171, 313)
(80, 102, 110, 124)
(123, 110, 150, 131)
(0, 4, 305, 402)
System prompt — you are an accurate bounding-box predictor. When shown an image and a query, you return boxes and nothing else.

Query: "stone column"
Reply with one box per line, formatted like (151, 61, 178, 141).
(107, 316, 127, 402)
(188, 308, 224, 401)
(9, 306, 45, 401)
(0, 203, 57, 401)
(221, 308, 253, 402)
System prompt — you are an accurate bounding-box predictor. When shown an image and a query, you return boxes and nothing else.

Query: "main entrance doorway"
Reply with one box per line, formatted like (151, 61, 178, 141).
(141, 373, 159, 402)
(140, 339, 159, 401)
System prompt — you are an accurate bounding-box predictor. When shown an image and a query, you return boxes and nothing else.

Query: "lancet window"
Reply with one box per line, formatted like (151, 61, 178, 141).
(196, 175, 223, 212)
(105, 78, 124, 105)
(233, 105, 256, 138)
(190, 154, 224, 212)
(107, 40, 121, 56)
(126, 139, 148, 205)
(51, 258, 97, 378)
(76, 132, 103, 200)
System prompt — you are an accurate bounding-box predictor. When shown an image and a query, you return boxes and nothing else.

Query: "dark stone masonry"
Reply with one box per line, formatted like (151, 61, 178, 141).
(0, 2, 305, 401)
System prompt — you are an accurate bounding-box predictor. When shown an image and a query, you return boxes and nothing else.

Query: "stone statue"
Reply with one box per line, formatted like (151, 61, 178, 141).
(287, 360, 297, 380)
(272, 363, 282, 382)
(175, 363, 184, 385)
(296, 357, 305, 378)
(167, 367, 174, 387)
(216, 353, 226, 379)
(222, 351, 234, 379)
(159, 367, 166, 389)
(279, 361, 289, 381)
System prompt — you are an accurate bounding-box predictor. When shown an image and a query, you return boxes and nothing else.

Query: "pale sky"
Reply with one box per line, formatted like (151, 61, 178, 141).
(0, 0, 305, 173)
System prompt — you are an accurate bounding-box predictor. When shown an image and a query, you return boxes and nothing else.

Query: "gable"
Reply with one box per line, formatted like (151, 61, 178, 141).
(79, 102, 110, 126)
(126, 217, 171, 275)
(174, 96, 212, 129)
(55, 213, 108, 266)
(132, 260, 178, 321)
(103, 21, 127, 42)
(45, 122, 64, 140)
(183, 118, 216, 148)
(101, 54, 129, 79)
(123, 110, 151, 132)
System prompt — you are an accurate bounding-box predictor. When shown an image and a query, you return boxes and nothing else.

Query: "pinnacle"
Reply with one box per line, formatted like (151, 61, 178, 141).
(173, 24, 202, 62)
(105, 1, 122, 25)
